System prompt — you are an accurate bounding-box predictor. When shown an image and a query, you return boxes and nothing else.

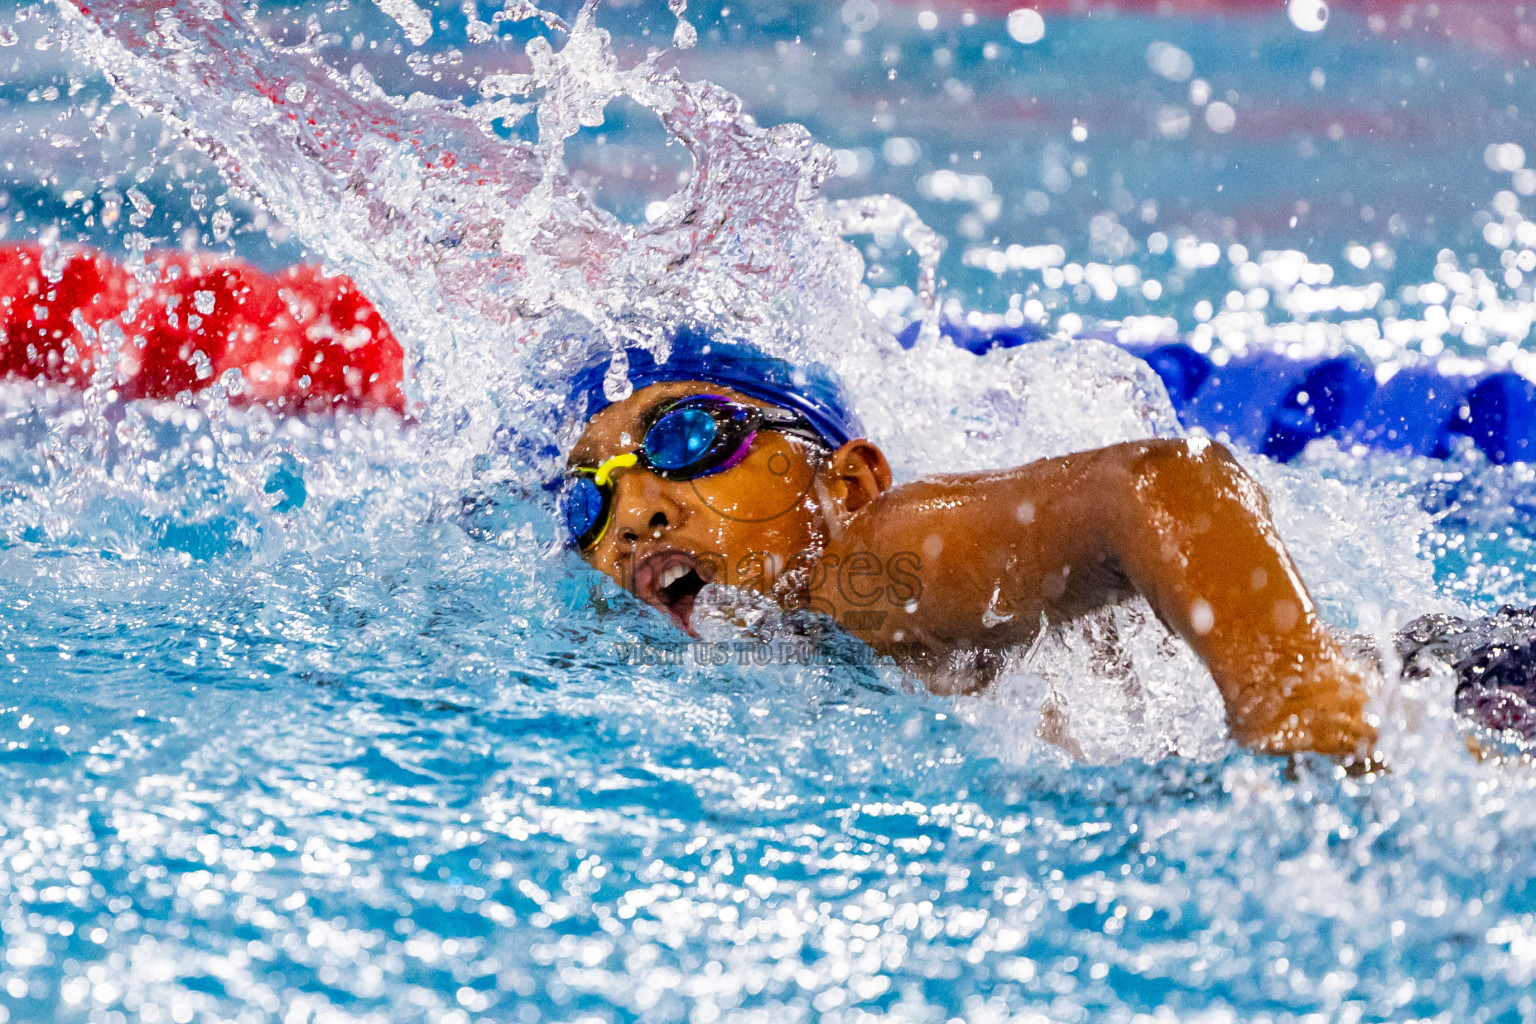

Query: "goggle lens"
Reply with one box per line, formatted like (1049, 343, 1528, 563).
(645, 406, 720, 471)
(561, 476, 608, 549)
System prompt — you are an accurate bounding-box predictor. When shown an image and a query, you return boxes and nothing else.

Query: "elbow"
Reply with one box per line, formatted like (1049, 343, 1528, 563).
(1126, 435, 1240, 473)
(1095, 436, 1275, 567)
(1121, 437, 1264, 515)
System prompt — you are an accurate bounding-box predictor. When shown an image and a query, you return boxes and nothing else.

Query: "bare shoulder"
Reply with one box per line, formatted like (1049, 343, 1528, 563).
(869, 437, 1209, 507)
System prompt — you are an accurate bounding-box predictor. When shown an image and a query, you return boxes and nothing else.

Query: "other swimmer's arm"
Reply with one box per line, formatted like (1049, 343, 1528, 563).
(813, 438, 1375, 758)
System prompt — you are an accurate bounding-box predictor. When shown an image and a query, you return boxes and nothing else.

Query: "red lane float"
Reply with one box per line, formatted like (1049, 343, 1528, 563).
(0, 243, 406, 414)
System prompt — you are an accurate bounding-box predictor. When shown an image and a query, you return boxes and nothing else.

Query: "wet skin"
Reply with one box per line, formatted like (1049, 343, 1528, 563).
(569, 380, 1376, 760)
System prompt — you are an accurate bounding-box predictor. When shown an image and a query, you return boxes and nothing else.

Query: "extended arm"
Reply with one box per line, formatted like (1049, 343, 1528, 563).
(817, 438, 1375, 758)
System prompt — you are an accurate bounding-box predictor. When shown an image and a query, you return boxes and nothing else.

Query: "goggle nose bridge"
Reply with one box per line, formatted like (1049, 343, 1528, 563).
(590, 451, 638, 487)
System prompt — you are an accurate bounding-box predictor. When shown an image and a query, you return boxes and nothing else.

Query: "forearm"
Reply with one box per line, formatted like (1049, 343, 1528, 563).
(1104, 439, 1375, 756)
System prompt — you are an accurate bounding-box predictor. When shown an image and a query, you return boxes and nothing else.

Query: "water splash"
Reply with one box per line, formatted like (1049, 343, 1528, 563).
(56, 0, 886, 481)
(34, 0, 1459, 764)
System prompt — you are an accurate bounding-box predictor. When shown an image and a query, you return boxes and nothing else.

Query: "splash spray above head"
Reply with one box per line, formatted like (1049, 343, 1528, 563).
(566, 328, 864, 449)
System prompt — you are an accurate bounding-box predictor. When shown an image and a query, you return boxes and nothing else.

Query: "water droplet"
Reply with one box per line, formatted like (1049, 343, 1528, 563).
(125, 187, 154, 229)
(1006, 8, 1044, 45)
(1485, 142, 1526, 173)
(841, 0, 878, 33)
(602, 350, 632, 402)
(1205, 101, 1236, 134)
(1146, 42, 1193, 83)
(374, 0, 433, 45)
(982, 584, 1015, 627)
(1287, 0, 1328, 32)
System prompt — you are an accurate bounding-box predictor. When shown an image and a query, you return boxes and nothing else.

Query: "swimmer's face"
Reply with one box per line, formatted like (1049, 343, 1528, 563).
(568, 380, 890, 635)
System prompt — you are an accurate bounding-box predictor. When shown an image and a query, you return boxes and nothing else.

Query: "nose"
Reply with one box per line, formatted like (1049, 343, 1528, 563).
(607, 471, 687, 547)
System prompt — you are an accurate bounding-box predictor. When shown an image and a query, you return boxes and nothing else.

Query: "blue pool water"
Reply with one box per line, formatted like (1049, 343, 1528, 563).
(5, 1, 1536, 1022)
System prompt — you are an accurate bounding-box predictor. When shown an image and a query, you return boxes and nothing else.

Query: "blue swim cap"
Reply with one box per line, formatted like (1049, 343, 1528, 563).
(567, 328, 864, 448)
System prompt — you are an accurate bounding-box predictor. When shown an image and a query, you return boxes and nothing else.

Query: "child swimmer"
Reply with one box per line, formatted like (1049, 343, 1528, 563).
(0, 243, 1504, 761)
(562, 334, 1377, 763)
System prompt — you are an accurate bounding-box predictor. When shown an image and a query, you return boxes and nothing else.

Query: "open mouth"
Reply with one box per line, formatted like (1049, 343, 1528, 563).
(634, 550, 713, 636)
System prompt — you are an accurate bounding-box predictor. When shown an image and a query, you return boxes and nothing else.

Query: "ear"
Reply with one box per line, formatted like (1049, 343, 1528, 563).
(819, 440, 892, 516)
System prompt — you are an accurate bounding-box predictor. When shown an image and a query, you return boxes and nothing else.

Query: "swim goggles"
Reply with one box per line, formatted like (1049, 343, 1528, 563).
(561, 394, 827, 551)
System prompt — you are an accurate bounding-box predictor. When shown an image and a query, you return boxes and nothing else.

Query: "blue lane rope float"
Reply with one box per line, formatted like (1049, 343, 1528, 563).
(899, 319, 1536, 465)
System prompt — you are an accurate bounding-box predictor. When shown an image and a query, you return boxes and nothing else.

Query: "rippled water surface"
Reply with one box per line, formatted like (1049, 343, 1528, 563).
(6, 1, 1536, 1022)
